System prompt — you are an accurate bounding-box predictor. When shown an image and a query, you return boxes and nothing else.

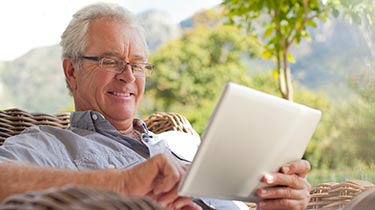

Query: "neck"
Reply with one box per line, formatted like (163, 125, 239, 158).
(119, 125, 141, 141)
(119, 126, 134, 135)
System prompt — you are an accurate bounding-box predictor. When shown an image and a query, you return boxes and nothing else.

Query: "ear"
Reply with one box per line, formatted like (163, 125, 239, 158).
(63, 58, 78, 91)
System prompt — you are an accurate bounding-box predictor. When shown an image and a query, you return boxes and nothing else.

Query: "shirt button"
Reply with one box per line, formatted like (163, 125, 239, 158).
(92, 114, 98, 121)
(107, 164, 115, 169)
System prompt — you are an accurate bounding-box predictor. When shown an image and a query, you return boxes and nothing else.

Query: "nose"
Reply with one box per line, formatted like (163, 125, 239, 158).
(115, 64, 136, 83)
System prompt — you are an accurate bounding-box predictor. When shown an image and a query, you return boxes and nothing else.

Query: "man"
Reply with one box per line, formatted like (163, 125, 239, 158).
(0, 3, 311, 210)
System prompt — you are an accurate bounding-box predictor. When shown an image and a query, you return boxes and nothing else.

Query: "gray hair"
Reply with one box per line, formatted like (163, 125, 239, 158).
(61, 2, 147, 60)
(60, 2, 148, 94)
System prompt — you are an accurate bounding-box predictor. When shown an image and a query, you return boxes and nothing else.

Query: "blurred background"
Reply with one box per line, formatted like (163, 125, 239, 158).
(0, 0, 374, 186)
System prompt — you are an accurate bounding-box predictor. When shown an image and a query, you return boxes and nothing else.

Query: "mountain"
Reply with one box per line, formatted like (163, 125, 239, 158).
(138, 10, 182, 51)
(0, 10, 182, 114)
(0, 9, 373, 113)
(0, 45, 71, 113)
(290, 17, 374, 98)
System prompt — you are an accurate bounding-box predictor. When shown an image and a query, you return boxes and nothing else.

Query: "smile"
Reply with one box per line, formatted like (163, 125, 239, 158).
(108, 91, 134, 97)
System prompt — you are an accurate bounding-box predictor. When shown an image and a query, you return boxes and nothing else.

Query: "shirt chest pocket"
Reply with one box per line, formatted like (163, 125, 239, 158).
(73, 149, 146, 170)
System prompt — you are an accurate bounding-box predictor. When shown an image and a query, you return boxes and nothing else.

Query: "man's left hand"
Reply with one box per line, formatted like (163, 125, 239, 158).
(256, 159, 312, 210)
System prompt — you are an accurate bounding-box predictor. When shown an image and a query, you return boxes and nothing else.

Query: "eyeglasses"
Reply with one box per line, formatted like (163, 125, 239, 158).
(79, 56, 153, 77)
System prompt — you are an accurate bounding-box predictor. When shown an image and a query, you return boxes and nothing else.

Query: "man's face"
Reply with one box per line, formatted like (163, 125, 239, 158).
(71, 18, 147, 129)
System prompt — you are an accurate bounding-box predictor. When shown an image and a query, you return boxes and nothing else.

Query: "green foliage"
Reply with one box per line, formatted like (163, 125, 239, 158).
(326, 0, 375, 25)
(222, 0, 329, 100)
(305, 68, 375, 172)
(308, 164, 375, 186)
(141, 24, 262, 134)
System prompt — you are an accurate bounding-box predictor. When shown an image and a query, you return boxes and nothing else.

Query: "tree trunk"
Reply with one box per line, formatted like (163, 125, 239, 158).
(279, 44, 293, 101)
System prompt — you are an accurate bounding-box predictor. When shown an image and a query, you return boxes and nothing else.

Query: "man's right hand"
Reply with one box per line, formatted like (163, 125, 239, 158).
(120, 153, 201, 210)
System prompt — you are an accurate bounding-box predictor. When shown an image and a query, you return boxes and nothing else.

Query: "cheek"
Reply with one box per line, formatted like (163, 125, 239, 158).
(78, 71, 111, 95)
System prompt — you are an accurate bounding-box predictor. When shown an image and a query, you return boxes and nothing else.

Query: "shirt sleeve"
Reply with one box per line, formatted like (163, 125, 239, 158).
(0, 126, 70, 168)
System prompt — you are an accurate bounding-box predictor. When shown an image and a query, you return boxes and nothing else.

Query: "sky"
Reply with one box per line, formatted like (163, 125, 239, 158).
(0, 0, 222, 61)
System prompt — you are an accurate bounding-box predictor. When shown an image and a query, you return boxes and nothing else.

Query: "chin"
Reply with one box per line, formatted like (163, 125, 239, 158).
(112, 109, 135, 120)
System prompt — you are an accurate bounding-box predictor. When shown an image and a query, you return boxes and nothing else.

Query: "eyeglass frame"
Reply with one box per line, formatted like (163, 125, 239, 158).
(79, 56, 154, 77)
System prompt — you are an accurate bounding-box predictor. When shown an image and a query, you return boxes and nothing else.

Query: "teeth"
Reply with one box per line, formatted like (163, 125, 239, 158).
(112, 92, 131, 97)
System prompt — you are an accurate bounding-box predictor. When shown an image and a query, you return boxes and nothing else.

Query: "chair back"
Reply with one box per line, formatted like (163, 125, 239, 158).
(0, 108, 70, 145)
(0, 108, 196, 145)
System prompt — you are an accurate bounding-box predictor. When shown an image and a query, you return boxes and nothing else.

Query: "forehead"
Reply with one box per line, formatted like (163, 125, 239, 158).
(85, 18, 147, 59)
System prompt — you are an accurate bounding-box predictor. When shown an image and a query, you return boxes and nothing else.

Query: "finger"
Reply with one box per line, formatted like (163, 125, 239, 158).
(257, 186, 311, 200)
(257, 198, 310, 210)
(180, 202, 202, 210)
(152, 154, 183, 195)
(182, 162, 190, 171)
(156, 184, 180, 207)
(262, 173, 308, 190)
(166, 196, 197, 210)
(280, 160, 311, 177)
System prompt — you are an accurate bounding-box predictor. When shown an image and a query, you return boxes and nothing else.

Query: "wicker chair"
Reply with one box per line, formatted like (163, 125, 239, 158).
(0, 108, 70, 145)
(0, 185, 164, 210)
(0, 108, 194, 145)
(307, 180, 375, 209)
(1, 108, 374, 210)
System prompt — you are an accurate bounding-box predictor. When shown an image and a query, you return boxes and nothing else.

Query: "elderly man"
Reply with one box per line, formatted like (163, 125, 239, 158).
(0, 3, 311, 210)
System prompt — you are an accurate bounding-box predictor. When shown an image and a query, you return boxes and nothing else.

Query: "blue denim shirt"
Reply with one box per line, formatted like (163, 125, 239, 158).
(0, 110, 246, 210)
(0, 111, 171, 169)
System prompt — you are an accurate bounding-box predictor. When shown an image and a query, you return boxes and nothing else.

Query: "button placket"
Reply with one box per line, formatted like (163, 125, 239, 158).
(92, 114, 98, 121)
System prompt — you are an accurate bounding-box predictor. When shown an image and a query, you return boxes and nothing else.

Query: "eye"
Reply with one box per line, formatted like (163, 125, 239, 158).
(101, 58, 118, 67)
(132, 63, 144, 71)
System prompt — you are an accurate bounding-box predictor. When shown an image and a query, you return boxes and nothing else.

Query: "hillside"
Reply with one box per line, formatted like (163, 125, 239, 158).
(0, 10, 181, 114)
(0, 9, 373, 113)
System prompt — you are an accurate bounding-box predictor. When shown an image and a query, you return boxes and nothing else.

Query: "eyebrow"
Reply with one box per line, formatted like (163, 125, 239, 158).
(99, 52, 147, 62)
(100, 51, 122, 58)
(130, 54, 147, 62)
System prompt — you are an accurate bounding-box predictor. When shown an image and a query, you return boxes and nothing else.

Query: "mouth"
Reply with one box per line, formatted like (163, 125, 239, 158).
(108, 91, 135, 98)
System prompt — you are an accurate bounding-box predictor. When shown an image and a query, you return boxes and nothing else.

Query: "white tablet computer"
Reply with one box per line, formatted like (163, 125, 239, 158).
(178, 82, 321, 202)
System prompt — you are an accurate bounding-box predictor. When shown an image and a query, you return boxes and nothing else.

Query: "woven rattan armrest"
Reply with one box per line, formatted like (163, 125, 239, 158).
(0, 185, 164, 210)
(0, 109, 193, 146)
(0, 108, 70, 145)
(307, 180, 375, 209)
(145, 112, 197, 135)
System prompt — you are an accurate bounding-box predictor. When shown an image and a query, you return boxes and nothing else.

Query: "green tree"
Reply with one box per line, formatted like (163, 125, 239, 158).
(327, 0, 375, 26)
(320, 69, 375, 169)
(141, 24, 262, 134)
(222, 0, 375, 101)
(222, 0, 328, 101)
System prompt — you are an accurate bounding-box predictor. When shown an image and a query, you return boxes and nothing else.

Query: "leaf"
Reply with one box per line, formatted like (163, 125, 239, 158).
(261, 50, 273, 59)
(332, 8, 340, 18)
(263, 26, 274, 39)
(273, 70, 279, 79)
(352, 13, 362, 25)
(287, 53, 296, 63)
(303, 34, 312, 42)
(307, 19, 318, 28)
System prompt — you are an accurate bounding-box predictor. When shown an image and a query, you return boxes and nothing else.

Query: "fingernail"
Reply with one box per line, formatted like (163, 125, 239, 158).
(282, 166, 290, 174)
(175, 201, 184, 209)
(264, 173, 274, 184)
(260, 189, 267, 195)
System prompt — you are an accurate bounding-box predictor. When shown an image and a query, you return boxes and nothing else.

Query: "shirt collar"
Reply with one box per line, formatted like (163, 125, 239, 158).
(69, 110, 149, 135)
